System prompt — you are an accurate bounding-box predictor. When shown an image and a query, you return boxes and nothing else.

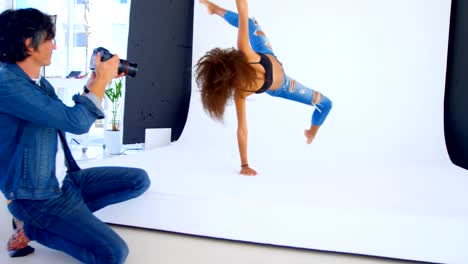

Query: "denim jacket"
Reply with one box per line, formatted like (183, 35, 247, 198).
(0, 63, 104, 200)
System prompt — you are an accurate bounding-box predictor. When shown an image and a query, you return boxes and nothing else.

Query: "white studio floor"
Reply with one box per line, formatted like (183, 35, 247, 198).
(77, 92, 468, 264)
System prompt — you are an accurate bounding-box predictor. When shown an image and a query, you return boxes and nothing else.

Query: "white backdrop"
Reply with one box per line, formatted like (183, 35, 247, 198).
(191, 0, 450, 163)
(82, 1, 468, 263)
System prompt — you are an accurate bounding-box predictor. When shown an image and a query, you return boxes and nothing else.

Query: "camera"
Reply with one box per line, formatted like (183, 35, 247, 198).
(89, 47, 138, 78)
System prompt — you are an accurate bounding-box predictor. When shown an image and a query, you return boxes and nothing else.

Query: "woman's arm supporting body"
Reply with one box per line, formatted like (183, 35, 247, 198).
(234, 0, 260, 175)
(235, 94, 257, 175)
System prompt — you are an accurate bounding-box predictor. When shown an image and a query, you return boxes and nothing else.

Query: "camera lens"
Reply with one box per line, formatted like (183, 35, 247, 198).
(118, 60, 138, 78)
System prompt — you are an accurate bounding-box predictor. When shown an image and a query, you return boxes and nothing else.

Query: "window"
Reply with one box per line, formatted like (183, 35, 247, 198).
(14, 0, 132, 77)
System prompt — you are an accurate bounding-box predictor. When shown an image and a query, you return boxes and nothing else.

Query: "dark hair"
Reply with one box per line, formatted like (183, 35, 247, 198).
(195, 48, 257, 122)
(0, 8, 55, 63)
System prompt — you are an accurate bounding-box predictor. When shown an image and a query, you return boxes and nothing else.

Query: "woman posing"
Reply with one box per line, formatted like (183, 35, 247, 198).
(196, 0, 333, 175)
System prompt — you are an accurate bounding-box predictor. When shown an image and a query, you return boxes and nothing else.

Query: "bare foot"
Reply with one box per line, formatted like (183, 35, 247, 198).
(304, 129, 316, 144)
(199, 0, 216, 15)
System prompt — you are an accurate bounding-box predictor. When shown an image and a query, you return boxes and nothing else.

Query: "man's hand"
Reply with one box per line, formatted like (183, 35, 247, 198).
(94, 52, 120, 83)
(86, 52, 121, 100)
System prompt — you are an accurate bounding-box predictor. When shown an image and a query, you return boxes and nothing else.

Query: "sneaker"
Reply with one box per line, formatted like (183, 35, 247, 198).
(7, 218, 35, 258)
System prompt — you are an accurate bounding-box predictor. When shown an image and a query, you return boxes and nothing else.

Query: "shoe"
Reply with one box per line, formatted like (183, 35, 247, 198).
(8, 245, 35, 258)
(8, 218, 35, 258)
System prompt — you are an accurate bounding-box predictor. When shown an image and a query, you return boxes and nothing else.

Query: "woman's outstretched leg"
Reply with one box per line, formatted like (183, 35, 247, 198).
(200, 0, 254, 32)
(266, 76, 333, 144)
(304, 92, 332, 144)
(200, 0, 274, 55)
(200, 0, 227, 17)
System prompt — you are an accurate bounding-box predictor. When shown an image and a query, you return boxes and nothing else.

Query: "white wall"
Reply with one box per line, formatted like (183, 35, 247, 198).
(0, 0, 13, 11)
(192, 0, 452, 163)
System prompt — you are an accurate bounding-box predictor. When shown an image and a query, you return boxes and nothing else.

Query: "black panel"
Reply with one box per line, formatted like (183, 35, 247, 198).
(123, 0, 194, 144)
(444, 0, 468, 170)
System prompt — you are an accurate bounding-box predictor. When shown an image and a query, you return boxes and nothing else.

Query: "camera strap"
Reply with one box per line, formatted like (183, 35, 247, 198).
(57, 130, 81, 173)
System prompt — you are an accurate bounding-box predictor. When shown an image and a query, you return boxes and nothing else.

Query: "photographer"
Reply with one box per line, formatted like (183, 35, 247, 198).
(0, 8, 150, 263)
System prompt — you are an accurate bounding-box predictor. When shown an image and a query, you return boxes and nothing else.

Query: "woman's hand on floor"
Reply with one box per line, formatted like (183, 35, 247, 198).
(240, 165, 257, 176)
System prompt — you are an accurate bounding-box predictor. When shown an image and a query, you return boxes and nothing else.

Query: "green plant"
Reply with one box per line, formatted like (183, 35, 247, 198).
(105, 78, 123, 131)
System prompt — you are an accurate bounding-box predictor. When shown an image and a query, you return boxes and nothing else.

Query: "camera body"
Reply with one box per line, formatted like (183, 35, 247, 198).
(89, 47, 138, 78)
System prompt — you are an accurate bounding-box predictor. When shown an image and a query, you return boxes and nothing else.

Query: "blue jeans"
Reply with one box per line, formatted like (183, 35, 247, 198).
(8, 167, 150, 264)
(224, 10, 333, 126)
(266, 76, 333, 126)
(224, 10, 274, 55)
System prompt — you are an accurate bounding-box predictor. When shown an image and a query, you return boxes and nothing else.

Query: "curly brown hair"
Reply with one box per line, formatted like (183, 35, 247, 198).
(195, 47, 257, 122)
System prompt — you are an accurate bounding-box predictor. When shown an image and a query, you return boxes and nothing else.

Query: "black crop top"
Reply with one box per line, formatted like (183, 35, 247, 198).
(249, 53, 273, 94)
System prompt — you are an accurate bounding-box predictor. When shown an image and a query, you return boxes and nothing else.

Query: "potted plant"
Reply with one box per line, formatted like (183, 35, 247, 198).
(104, 78, 123, 154)
(105, 78, 123, 131)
